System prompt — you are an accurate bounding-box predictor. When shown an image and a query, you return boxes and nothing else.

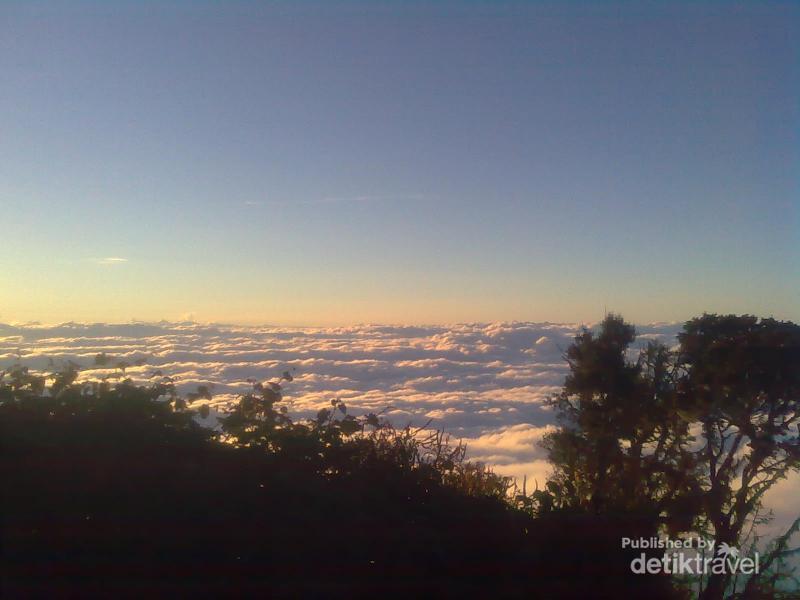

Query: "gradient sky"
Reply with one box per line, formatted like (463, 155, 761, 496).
(1, 1, 797, 326)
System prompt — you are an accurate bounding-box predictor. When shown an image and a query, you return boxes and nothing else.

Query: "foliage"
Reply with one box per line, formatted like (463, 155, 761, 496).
(214, 371, 511, 499)
(542, 314, 699, 532)
(1, 360, 675, 597)
(543, 313, 800, 600)
(677, 314, 800, 599)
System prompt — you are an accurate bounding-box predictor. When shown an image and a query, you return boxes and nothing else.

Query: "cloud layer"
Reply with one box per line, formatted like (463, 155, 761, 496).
(0, 320, 681, 482)
(3, 319, 796, 542)
(0, 322, 800, 535)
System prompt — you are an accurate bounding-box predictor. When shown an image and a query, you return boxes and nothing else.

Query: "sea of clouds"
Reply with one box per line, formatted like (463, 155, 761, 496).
(1, 320, 795, 542)
(0, 319, 681, 485)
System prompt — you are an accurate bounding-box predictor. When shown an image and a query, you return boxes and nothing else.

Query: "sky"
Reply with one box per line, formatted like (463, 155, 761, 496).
(1, 1, 797, 326)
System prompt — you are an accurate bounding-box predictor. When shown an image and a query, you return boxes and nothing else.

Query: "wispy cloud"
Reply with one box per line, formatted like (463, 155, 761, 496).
(317, 193, 427, 205)
(95, 257, 128, 266)
(242, 194, 429, 208)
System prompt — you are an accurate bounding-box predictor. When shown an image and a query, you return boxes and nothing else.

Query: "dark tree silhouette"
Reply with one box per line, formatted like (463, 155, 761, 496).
(543, 313, 800, 599)
(677, 315, 800, 600)
(543, 314, 698, 532)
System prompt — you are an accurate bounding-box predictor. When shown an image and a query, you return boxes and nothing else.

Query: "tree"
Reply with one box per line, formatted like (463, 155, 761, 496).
(543, 313, 800, 599)
(543, 314, 698, 532)
(677, 314, 800, 600)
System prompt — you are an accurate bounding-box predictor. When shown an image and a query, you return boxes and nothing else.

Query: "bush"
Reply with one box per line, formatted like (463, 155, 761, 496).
(0, 363, 679, 598)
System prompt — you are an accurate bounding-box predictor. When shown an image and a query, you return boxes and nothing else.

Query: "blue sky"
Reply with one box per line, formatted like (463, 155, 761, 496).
(1, 1, 797, 325)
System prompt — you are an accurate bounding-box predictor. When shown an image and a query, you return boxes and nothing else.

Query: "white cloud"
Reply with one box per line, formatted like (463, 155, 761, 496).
(0, 318, 670, 455)
(95, 257, 128, 265)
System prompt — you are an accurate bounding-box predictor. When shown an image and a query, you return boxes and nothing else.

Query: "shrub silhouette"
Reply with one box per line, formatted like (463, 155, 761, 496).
(0, 362, 679, 598)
